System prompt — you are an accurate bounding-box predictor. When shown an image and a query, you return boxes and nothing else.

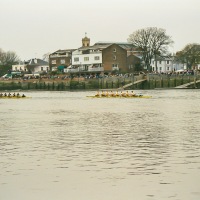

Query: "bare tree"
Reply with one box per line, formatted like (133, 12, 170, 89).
(128, 27, 174, 72)
(176, 43, 200, 69)
(0, 50, 20, 67)
(42, 52, 50, 62)
(0, 49, 20, 76)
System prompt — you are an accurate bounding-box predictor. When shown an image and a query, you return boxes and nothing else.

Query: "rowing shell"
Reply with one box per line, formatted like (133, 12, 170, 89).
(0, 96, 31, 99)
(87, 95, 151, 98)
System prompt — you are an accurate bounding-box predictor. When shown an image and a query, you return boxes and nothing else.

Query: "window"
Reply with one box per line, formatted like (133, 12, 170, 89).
(167, 67, 169, 70)
(113, 48, 116, 52)
(166, 60, 170, 64)
(60, 59, 65, 64)
(159, 61, 162, 64)
(52, 60, 56, 64)
(113, 55, 116, 60)
(112, 64, 118, 68)
(94, 56, 100, 60)
(15, 67, 17, 70)
(47, 67, 49, 71)
(41, 67, 43, 71)
(84, 57, 89, 61)
(152, 67, 155, 71)
(159, 67, 162, 71)
(74, 57, 79, 62)
(129, 64, 133, 69)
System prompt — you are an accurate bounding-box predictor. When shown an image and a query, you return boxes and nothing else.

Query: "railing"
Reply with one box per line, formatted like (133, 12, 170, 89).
(66, 67, 104, 73)
(88, 67, 104, 72)
(66, 68, 79, 73)
(50, 55, 68, 58)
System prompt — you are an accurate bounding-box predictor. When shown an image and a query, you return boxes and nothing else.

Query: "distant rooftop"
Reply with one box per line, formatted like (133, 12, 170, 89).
(51, 49, 76, 55)
(24, 58, 49, 66)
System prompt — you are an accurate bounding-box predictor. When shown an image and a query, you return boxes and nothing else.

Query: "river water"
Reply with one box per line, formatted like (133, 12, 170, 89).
(0, 90, 200, 200)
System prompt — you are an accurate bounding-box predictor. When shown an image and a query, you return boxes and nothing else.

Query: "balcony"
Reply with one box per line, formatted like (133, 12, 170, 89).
(88, 67, 104, 72)
(65, 66, 104, 73)
(66, 68, 79, 73)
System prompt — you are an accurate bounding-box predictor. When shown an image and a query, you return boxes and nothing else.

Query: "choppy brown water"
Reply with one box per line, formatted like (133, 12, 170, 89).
(0, 90, 200, 200)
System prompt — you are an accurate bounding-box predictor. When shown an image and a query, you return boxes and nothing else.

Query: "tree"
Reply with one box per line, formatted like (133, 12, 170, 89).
(0, 49, 20, 67)
(175, 43, 200, 69)
(127, 27, 174, 72)
(0, 48, 20, 76)
(42, 52, 50, 62)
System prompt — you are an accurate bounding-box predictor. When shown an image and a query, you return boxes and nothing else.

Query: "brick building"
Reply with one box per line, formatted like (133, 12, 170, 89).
(49, 49, 75, 71)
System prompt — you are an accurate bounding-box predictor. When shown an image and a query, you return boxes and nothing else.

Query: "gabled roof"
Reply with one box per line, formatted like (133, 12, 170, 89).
(51, 49, 76, 55)
(25, 58, 49, 66)
(94, 41, 136, 50)
(78, 44, 111, 51)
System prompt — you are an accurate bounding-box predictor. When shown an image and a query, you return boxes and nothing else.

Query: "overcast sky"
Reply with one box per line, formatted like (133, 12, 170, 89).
(0, 0, 200, 60)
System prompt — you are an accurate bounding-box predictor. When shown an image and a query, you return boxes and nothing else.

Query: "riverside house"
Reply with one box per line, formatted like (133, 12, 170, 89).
(49, 35, 143, 76)
(49, 49, 75, 71)
(151, 56, 185, 73)
(12, 58, 49, 74)
(67, 36, 142, 75)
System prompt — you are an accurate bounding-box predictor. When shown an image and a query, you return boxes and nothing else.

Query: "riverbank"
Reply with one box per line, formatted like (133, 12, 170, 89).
(0, 74, 199, 91)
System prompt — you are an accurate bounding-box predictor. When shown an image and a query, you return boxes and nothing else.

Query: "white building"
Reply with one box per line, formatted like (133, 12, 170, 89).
(12, 58, 49, 74)
(151, 56, 184, 73)
(70, 46, 103, 73)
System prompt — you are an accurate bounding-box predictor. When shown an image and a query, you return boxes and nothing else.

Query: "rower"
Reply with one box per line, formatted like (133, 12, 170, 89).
(16, 93, 20, 97)
(95, 91, 100, 97)
(101, 91, 106, 97)
(13, 93, 16, 97)
(110, 91, 114, 97)
(4, 93, 7, 97)
(22, 94, 26, 97)
(130, 91, 136, 97)
(115, 91, 119, 96)
(0, 93, 3, 97)
(122, 91, 126, 97)
(126, 91, 130, 97)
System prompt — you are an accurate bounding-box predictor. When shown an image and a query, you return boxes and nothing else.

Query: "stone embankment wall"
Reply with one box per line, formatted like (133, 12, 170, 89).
(0, 74, 199, 91)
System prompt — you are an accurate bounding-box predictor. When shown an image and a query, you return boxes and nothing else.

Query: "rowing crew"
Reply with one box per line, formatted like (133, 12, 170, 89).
(95, 91, 141, 97)
(0, 93, 26, 97)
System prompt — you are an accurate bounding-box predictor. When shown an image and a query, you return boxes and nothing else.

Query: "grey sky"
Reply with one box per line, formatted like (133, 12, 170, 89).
(0, 0, 200, 60)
